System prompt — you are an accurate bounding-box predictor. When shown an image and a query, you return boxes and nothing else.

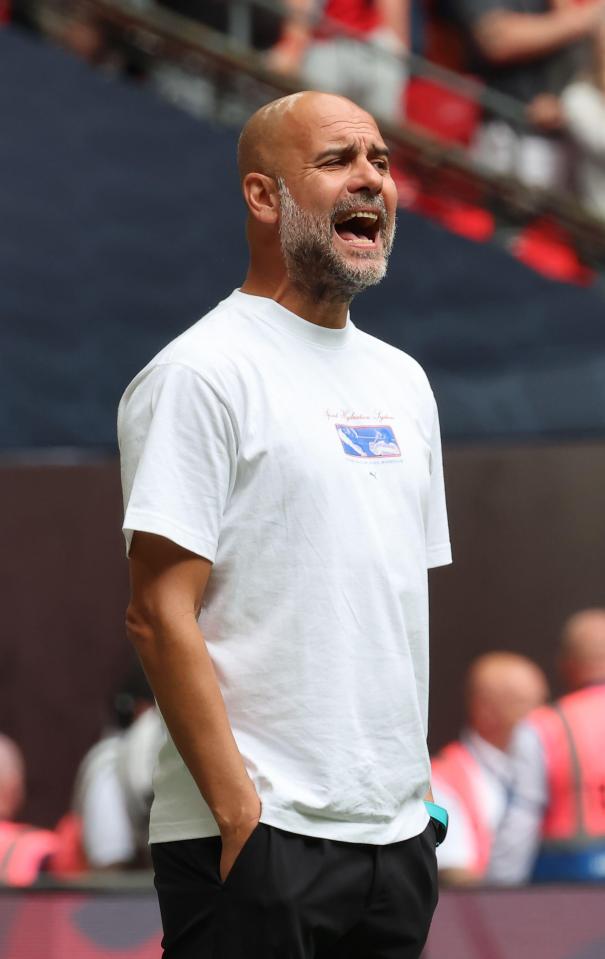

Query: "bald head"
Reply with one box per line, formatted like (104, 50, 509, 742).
(559, 608, 605, 689)
(0, 735, 25, 820)
(237, 91, 379, 182)
(466, 652, 549, 750)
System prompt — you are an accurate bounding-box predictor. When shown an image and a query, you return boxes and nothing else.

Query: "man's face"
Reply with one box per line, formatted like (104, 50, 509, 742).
(276, 100, 398, 301)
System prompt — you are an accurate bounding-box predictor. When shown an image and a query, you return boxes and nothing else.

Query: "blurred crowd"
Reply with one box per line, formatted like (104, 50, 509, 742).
(8, 0, 605, 223)
(433, 608, 605, 886)
(0, 663, 164, 884)
(1, 607, 605, 887)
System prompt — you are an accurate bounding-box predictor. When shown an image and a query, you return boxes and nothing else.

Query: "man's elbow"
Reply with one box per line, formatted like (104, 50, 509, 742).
(125, 600, 196, 653)
(125, 602, 157, 650)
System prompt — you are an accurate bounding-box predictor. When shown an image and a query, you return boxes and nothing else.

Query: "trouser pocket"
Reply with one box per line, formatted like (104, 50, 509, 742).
(219, 822, 264, 888)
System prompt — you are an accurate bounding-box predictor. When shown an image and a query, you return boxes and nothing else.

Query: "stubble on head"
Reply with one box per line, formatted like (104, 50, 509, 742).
(276, 178, 397, 305)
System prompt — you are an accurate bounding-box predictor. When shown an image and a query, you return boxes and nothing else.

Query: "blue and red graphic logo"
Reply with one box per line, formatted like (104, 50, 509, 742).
(336, 425, 401, 459)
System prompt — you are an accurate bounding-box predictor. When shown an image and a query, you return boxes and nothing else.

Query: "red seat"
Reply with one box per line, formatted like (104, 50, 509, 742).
(412, 191, 495, 242)
(512, 219, 595, 285)
(405, 76, 481, 146)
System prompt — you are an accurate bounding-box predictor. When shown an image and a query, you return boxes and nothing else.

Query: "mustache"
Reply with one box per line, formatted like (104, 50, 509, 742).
(330, 194, 388, 229)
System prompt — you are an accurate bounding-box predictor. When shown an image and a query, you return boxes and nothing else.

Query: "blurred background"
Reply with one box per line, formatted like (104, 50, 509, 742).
(1, 0, 605, 955)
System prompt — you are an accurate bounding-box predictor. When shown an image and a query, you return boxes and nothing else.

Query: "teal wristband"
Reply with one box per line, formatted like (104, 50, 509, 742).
(424, 800, 449, 846)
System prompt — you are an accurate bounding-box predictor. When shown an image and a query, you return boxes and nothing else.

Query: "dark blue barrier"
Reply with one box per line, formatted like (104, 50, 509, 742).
(2, 27, 605, 446)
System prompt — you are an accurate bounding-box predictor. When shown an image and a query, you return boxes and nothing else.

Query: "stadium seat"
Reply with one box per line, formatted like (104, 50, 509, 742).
(511, 219, 595, 285)
(405, 76, 481, 147)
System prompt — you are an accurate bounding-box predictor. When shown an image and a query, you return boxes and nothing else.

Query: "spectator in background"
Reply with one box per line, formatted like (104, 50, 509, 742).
(489, 609, 605, 884)
(560, 21, 605, 220)
(0, 735, 60, 886)
(446, 0, 605, 189)
(154, 0, 282, 50)
(432, 652, 548, 885)
(73, 708, 163, 870)
(150, 0, 281, 120)
(71, 665, 163, 870)
(0, 735, 25, 821)
(267, 0, 410, 123)
(54, 1, 147, 78)
(60, 7, 118, 68)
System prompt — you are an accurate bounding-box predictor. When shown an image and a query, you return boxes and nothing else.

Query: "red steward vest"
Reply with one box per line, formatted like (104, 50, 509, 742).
(431, 741, 492, 875)
(0, 822, 60, 886)
(529, 685, 605, 843)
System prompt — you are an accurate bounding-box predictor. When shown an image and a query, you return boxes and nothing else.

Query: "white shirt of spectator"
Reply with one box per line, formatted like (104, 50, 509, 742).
(433, 730, 514, 872)
(562, 81, 605, 221)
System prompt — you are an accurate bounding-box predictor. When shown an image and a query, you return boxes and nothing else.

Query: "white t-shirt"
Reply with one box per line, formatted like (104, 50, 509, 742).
(561, 81, 605, 221)
(118, 289, 451, 845)
(73, 709, 164, 867)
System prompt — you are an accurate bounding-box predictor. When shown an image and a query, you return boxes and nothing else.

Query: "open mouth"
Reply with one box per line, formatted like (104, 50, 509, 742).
(333, 210, 381, 247)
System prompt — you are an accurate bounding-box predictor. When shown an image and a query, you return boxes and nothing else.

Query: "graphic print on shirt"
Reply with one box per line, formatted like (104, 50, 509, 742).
(335, 424, 402, 459)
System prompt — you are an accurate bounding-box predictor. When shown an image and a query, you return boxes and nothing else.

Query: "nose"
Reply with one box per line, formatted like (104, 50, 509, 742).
(347, 156, 383, 196)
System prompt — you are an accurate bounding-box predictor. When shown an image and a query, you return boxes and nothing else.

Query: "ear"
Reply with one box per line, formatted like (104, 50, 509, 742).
(242, 172, 280, 225)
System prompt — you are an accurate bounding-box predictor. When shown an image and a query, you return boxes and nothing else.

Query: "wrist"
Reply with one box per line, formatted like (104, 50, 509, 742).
(213, 788, 261, 835)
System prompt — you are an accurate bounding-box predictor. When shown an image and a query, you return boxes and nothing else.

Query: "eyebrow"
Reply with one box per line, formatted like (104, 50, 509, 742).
(313, 143, 390, 163)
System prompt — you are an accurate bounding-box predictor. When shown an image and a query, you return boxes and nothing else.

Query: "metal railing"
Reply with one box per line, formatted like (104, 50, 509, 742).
(234, 0, 530, 128)
(19, 0, 605, 264)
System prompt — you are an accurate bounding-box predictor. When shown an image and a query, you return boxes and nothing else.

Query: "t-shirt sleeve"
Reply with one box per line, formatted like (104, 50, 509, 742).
(118, 362, 238, 561)
(426, 398, 452, 569)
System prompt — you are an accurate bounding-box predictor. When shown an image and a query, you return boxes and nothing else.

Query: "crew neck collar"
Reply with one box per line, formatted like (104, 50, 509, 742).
(232, 289, 355, 351)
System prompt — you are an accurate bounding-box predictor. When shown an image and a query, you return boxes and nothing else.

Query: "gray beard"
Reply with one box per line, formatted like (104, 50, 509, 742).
(277, 179, 396, 304)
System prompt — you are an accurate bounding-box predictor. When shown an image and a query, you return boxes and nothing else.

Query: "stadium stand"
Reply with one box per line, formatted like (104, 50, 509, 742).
(2, 6, 605, 957)
(2, 25, 605, 450)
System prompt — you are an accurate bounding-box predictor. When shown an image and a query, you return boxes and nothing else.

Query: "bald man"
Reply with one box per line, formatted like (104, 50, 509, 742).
(431, 653, 548, 884)
(119, 91, 451, 958)
(489, 609, 605, 884)
(0, 735, 25, 821)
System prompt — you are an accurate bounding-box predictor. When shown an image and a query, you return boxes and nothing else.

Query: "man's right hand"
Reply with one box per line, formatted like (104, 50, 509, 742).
(217, 790, 262, 883)
(128, 532, 265, 887)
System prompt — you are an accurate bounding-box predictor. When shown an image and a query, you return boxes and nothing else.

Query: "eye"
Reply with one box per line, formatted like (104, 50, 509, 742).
(372, 158, 389, 171)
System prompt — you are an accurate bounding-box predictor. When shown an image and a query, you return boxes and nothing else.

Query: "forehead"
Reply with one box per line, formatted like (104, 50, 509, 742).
(286, 100, 385, 159)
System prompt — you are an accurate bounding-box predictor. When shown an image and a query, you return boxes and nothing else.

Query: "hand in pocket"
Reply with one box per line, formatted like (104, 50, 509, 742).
(219, 819, 261, 883)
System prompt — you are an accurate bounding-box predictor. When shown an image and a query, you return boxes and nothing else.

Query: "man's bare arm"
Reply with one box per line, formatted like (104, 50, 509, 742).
(126, 531, 261, 880)
(266, 0, 314, 74)
(473, 1, 605, 64)
(376, 0, 410, 49)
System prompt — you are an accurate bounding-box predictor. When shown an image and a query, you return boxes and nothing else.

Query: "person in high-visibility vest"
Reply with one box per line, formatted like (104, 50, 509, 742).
(0, 734, 24, 823)
(0, 733, 60, 887)
(489, 608, 605, 883)
(431, 652, 548, 884)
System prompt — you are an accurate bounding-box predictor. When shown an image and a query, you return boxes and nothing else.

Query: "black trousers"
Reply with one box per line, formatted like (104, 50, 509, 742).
(151, 821, 439, 958)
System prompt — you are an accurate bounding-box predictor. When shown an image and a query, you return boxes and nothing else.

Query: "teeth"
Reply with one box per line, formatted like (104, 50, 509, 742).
(339, 211, 378, 223)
